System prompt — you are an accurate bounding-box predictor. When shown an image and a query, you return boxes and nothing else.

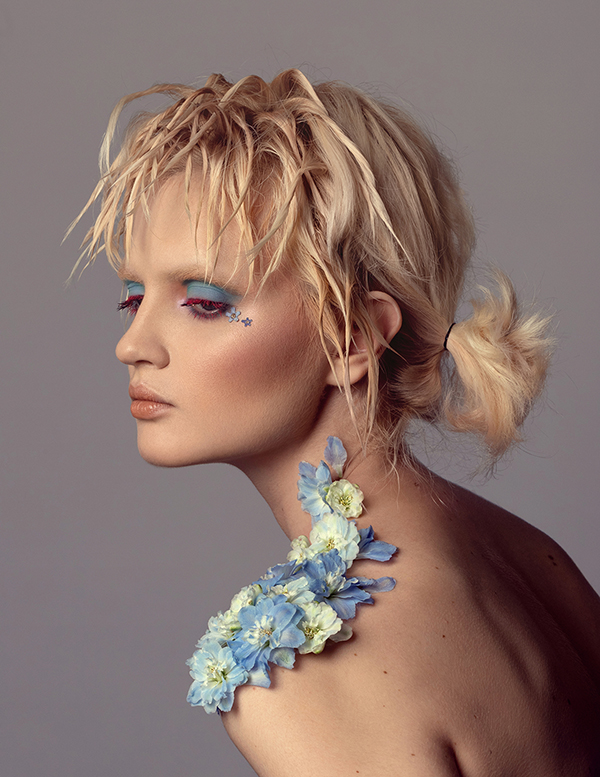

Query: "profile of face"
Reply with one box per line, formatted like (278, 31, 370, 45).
(115, 176, 336, 469)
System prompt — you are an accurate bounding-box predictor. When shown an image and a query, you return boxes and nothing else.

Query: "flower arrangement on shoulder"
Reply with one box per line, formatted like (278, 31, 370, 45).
(186, 437, 398, 713)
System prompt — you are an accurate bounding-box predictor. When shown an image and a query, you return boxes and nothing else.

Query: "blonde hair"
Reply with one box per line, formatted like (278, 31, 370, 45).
(68, 68, 553, 466)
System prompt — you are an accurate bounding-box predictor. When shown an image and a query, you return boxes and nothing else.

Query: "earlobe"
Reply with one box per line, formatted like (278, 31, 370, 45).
(325, 291, 402, 387)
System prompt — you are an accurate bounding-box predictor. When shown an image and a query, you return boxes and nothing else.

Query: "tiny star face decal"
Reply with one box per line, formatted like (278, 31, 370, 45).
(226, 307, 242, 323)
(227, 307, 251, 326)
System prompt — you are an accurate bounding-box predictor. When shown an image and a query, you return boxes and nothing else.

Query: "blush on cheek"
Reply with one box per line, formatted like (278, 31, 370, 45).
(234, 318, 317, 388)
(196, 315, 323, 441)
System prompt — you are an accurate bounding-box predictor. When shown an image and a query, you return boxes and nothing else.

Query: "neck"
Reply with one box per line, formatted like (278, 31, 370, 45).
(232, 417, 440, 543)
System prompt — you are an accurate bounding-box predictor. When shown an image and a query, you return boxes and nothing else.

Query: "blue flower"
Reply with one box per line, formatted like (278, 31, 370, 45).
(297, 460, 333, 523)
(232, 595, 305, 675)
(241, 317, 252, 327)
(325, 579, 374, 619)
(227, 307, 241, 322)
(186, 641, 248, 714)
(303, 550, 373, 619)
(302, 549, 349, 595)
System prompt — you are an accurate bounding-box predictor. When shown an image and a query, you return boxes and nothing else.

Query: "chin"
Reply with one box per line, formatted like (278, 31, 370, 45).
(135, 431, 230, 468)
(137, 445, 191, 468)
(135, 434, 204, 468)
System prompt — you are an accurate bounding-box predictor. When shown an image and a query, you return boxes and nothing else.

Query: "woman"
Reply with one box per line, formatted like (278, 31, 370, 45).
(70, 69, 600, 776)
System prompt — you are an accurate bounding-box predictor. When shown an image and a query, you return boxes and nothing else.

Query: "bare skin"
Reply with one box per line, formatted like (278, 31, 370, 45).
(224, 453, 600, 776)
(116, 177, 600, 775)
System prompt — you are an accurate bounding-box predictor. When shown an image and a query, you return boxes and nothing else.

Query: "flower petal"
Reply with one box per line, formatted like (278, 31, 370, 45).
(269, 647, 297, 669)
(329, 622, 353, 642)
(354, 575, 397, 593)
(323, 436, 347, 478)
(357, 526, 398, 561)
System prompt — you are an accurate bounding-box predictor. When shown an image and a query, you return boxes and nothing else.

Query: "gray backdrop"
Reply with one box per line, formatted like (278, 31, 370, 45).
(1, 1, 598, 775)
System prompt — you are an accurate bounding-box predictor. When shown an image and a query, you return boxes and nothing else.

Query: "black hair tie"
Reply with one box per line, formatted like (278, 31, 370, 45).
(443, 322, 456, 351)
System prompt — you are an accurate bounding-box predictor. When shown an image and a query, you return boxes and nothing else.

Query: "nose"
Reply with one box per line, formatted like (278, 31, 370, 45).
(115, 307, 170, 368)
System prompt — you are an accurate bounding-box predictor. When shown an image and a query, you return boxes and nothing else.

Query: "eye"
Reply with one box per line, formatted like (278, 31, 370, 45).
(117, 282, 145, 316)
(182, 281, 237, 321)
(183, 298, 230, 319)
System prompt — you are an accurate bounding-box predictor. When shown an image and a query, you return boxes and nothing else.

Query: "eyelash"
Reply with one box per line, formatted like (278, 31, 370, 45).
(117, 295, 143, 316)
(116, 295, 230, 320)
(183, 299, 231, 319)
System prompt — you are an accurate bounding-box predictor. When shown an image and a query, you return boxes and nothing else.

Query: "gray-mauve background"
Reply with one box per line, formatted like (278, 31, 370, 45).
(1, 1, 598, 775)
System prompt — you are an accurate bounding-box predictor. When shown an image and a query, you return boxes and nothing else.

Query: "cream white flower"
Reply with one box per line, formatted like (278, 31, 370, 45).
(230, 584, 262, 614)
(268, 577, 316, 606)
(309, 512, 361, 565)
(298, 601, 343, 654)
(287, 535, 314, 563)
(197, 609, 240, 648)
(325, 479, 364, 519)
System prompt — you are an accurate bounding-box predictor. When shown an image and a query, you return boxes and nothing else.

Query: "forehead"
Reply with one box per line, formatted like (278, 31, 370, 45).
(120, 175, 250, 286)
(117, 175, 305, 307)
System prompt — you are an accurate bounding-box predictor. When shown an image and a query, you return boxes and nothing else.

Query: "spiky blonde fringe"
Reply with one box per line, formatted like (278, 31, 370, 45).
(67, 68, 553, 467)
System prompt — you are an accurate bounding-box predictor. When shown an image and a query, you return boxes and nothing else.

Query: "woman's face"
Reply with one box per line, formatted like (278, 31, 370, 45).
(115, 176, 334, 469)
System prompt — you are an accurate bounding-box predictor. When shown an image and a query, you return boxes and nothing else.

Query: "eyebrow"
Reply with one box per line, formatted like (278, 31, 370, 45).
(117, 265, 225, 283)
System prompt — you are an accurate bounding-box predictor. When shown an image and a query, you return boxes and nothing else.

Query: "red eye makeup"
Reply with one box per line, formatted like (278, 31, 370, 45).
(181, 281, 239, 321)
(117, 281, 145, 316)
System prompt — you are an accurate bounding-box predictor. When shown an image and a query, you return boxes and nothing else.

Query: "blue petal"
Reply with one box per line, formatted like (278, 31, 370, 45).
(297, 461, 333, 521)
(356, 540, 398, 561)
(186, 679, 206, 706)
(246, 663, 271, 688)
(216, 691, 236, 713)
(326, 579, 373, 619)
(323, 436, 347, 478)
(271, 600, 300, 626)
(277, 623, 305, 648)
(269, 647, 297, 669)
(354, 575, 397, 593)
(357, 526, 398, 561)
(298, 461, 317, 478)
(328, 592, 372, 619)
(255, 562, 298, 589)
(232, 639, 269, 668)
(315, 460, 333, 485)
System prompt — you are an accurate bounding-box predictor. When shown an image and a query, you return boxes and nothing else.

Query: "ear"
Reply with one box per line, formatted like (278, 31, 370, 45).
(326, 291, 402, 387)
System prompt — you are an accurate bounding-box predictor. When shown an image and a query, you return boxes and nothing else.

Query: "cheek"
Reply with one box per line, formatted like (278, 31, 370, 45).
(185, 317, 328, 422)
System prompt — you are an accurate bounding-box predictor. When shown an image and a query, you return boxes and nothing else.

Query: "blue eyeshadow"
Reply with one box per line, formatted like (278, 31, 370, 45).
(186, 281, 237, 304)
(124, 281, 145, 296)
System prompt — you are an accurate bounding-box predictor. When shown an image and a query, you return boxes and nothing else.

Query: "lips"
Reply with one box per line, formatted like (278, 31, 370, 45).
(128, 385, 173, 420)
(129, 385, 171, 404)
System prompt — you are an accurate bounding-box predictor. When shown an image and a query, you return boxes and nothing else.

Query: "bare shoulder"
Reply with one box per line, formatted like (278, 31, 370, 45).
(223, 485, 600, 776)
(222, 598, 464, 776)
(222, 555, 466, 776)
(454, 484, 600, 682)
